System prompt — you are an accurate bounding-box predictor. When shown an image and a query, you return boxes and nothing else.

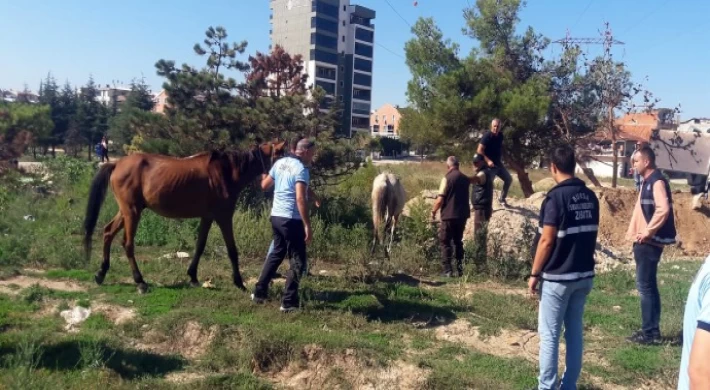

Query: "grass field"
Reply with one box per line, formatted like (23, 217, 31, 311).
(0, 156, 700, 389)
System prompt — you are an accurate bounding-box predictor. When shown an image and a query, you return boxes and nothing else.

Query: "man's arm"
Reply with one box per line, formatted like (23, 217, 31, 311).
(468, 171, 486, 185)
(477, 143, 494, 167)
(528, 225, 557, 293)
(296, 182, 312, 244)
(431, 177, 447, 219)
(689, 326, 710, 389)
(261, 175, 275, 192)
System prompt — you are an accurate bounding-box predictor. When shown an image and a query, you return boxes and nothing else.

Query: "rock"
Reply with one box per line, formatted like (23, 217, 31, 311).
(319, 270, 328, 275)
(176, 252, 190, 259)
(60, 306, 91, 332)
(692, 194, 704, 210)
(202, 280, 215, 289)
(613, 306, 622, 312)
(23, 215, 35, 221)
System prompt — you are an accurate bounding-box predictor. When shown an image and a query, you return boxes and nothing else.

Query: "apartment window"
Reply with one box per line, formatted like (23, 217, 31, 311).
(352, 116, 369, 128)
(353, 88, 371, 100)
(311, 32, 337, 49)
(354, 58, 372, 73)
(372, 125, 380, 133)
(355, 28, 374, 42)
(343, 5, 346, 11)
(310, 49, 338, 64)
(311, 16, 338, 34)
(340, 66, 344, 72)
(342, 35, 345, 42)
(339, 81, 344, 87)
(355, 43, 373, 57)
(316, 66, 336, 80)
(312, 1, 338, 18)
(315, 80, 336, 95)
(352, 101, 370, 115)
(353, 72, 371, 86)
(342, 20, 346, 26)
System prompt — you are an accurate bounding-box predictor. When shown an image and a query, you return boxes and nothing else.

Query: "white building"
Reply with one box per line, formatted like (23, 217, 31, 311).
(269, 0, 376, 137)
(677, 118, 710, 134)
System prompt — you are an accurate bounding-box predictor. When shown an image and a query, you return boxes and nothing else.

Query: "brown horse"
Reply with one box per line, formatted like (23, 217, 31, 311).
(83, 141, 286, 293)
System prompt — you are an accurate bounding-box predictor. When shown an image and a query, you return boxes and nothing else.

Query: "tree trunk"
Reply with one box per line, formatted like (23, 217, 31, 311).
(576, 158, 603, 187)
(87, 144, 92, 161)
(51, 145, 56, 158)
(32, 146, 37, 160)
(508, 160, 534, 198)
(609, 105, 618, 188)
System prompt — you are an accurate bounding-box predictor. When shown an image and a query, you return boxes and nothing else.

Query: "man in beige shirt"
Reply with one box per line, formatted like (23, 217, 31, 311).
(626, 146, 677, 345)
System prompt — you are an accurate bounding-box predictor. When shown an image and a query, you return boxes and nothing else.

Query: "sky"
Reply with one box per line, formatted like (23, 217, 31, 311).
(1, 0, 708, 119)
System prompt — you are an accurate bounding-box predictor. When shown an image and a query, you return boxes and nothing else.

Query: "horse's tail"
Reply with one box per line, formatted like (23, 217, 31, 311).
(83, 162, 116, 261)
(372, 174, 390, 244)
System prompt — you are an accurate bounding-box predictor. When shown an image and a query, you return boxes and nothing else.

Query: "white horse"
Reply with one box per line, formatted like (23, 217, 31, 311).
(371, 172, 406, 256)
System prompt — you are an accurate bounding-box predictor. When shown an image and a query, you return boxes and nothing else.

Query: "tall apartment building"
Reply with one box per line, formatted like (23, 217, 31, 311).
(269, 0, 375, 137)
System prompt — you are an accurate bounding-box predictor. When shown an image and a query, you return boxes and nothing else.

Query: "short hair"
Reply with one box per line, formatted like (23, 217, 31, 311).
(296, 138, 316, 152)
(636, 146, 656, 168)
(289, 135, 303, 152)
(549, 145, 576, 175)
(446, 156, 459, 168)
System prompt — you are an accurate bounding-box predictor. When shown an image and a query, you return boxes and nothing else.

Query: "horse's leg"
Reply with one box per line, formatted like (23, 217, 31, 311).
(215, 216, 246, 291)
(96, 212, 124, 285)
(187, 217, 212, 287)
(387, 214, 399, 255)
(122, 207, 148, 294)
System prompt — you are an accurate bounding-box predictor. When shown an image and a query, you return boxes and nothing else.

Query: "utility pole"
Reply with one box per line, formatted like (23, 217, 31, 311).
(553, 22, 625, 187)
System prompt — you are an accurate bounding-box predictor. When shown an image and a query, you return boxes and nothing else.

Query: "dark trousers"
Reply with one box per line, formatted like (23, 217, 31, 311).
(255, 216, 307, 307)
(439, 218, 467, 274)
(633, 242, 663, 338)
(472, 206, 492, 267)
(491, 165, 513, 202)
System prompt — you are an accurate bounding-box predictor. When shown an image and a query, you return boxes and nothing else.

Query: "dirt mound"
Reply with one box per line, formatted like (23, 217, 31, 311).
(135, 321, 218, 359)
(92, 303, 136, 325)
(272, 344, 429, 389)
(0, 275, 86, 295)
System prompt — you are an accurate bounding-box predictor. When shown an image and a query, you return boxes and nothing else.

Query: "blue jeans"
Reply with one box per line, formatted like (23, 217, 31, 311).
(538, 278, 594, 390)
(633, 243, 663, 338)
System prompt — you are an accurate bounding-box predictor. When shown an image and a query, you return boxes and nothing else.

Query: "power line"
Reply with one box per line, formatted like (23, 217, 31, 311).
(376, 42, 405, 60)
(384, 0, 412, 28)
(620, 0, 671, 36)
(572, 0, 595, 29)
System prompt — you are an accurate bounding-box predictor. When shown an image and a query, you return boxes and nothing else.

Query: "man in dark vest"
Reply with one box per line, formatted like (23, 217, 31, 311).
(469, 153, 494, 269)
(431, 156, 471, 277)
(528, 145, 599, 390)
(625, 146, 677, 345)
(478, 118, 513, 207)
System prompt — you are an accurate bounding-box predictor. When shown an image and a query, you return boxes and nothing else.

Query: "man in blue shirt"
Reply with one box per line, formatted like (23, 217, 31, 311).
(678, 254, 710, 389)
(528, 145, 600, 390)
(263, 136, 320, 276)
(252, 139, 316, 312)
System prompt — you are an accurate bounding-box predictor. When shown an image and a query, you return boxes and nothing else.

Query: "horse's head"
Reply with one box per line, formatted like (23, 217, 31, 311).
(253, 140, 287, 175)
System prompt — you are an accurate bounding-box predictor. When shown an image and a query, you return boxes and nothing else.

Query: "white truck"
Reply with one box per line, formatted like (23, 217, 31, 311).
(650, 129, 710, 198)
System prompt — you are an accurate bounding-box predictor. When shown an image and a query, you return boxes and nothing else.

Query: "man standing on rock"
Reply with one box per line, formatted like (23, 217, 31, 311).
(626, 146, 677, 345)
(431, 156, 470, 277)
(477, 118, 513, 207)
(469, 153, 494, 269)
(528, 145, 599, 390)
(253, 138, 317, 312)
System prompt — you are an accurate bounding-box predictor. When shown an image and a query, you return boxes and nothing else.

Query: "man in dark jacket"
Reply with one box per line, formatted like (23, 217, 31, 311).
(470, 153, 494, 269)
(478, 118, 513, 207)
(625, 146, 677, 345)
(431, 156, 471, 277)
(528, 145, 600, 390)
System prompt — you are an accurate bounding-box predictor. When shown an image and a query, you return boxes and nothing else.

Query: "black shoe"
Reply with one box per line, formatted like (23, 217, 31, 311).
(441, 271, 453, 278)
(626, 330, 661, 345)
(499, 199, 508, 207)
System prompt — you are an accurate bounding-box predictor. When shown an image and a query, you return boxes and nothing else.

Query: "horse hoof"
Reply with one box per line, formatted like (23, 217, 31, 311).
(95, 273, 105, 285)
(234, 281, 247, 292)
(137, 283, 149, 294)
